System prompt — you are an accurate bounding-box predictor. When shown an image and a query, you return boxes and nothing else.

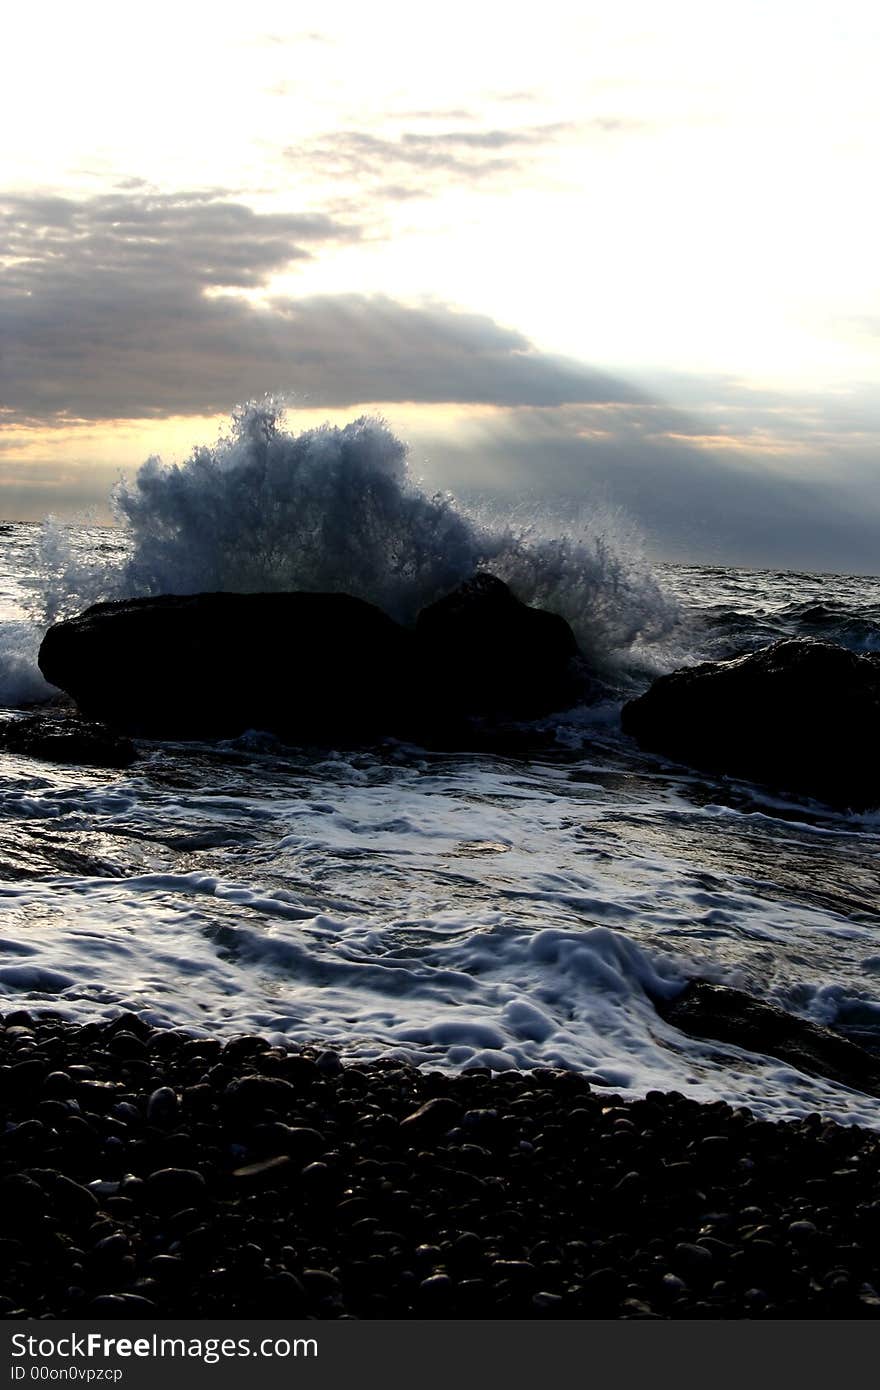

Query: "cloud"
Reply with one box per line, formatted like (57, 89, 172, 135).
(282, 117, 610, 199)
(0, 187, 644, 423)
(289, 123, 571, 186)
(409, 403, 880, 574)
(1, 189, 356, 295)
(284, 114, 647, 204)
(262, 30, 331, 45)
(4, 186, 878, 573)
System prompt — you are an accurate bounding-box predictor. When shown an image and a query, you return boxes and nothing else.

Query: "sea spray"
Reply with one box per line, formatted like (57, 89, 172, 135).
(31, 403, 679, 684)
(114, 406, 480, 619)
(0, 619, 55, 706)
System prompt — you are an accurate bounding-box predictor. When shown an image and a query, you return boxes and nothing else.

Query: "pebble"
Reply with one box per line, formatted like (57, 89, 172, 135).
(144, 1168, 208, 1212)
(3, 1011, 880, 1320)
(147, 1087, 180, 1126)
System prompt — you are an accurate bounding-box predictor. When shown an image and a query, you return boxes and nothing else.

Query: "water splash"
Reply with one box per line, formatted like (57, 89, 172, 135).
(115, 405, 482, 621)
(30, 403, 679, 686)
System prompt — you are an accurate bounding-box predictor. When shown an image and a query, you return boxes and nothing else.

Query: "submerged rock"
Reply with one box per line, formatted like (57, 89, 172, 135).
(621, 638, 880, 808)
(658, 981, 880, 1098)
(0, 713, 137, 768)
(37, 578, 583, 743)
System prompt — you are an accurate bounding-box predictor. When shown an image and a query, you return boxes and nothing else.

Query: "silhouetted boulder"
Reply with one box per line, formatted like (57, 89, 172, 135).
(658, 980, 880, 1098)
(0, 713, 136, 768)
(415, 573, 581, 720)
(37, 580, 584, 744)
(621, 638, 880, 809)
(38, 592, 415, 742)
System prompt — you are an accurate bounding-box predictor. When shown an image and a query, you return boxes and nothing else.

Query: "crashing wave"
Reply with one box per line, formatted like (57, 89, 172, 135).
(33, 403, 678, 683)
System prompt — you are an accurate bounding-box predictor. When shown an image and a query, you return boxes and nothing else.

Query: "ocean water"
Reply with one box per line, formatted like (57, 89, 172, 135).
(1, 411, 879, 1127)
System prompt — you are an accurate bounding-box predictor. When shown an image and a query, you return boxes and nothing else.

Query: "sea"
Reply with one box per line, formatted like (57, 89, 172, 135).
(1, 408, 879, 1128)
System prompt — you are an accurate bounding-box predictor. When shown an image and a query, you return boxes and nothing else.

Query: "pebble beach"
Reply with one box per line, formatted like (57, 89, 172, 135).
(4, 1010, 880, 1321)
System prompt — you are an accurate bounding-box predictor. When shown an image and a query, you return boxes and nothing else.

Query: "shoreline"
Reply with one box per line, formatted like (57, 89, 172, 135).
(3, 1011, 880, 1320)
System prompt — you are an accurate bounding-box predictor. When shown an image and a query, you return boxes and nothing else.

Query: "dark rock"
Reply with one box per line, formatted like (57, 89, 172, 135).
(92, 1233, 130, 1261)
(622, 638, 880, 809)
(301, 1268, 341, 1297)
(274, 1125, 325, 1159)
(43, 1071, 75, 1098)
(52, 1176, 100, 1222)
(149, 1255, 186, 1283)
(399, 1096, 462, 1135)
(491, 1259, 537, 1285)
(316, 1049, 343, 1076)
(220, 1034, 272, 1061)
(788, 1220, 819, 1242)
(661, 1273, 687, 1296)
(107, 1031, 147, 1059)
(415, 573, 581, 720)
(146, 1087, 180, 1127)
(0, 713, 136, 769)
(38, 579, 585, 746)
(38, 591, 415, 742)
(7, 1059, 47, 1090)
(90, 1293, 158, 1314)
(659, 981, 880, 1097)
(224, 1074, 297, 1117)
(299, 1162, 332, 1187)
(232, 1155, 291, 1186)
(673, 1243, 714, 1276)
(0, 1175, 50, 1223)
(7, 1119, 47, 1146)
(7, 1009, 880, 1321)
(143, 1167, 208, 1212)
(262, 1271, 307, 1312)
(419, 1273, 454, 1300)
(532, 1290, 564, 1310)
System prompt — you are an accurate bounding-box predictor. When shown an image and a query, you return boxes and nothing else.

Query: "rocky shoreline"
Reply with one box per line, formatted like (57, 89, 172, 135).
(3, 1011, 880, 1320)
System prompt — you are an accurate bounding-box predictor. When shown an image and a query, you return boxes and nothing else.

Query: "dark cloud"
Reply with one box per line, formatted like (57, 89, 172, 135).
(0, 189, 638, 422)
(411, 404, 880, 575)
(1, 190, 355, 295)
(4, 187, 878, 573)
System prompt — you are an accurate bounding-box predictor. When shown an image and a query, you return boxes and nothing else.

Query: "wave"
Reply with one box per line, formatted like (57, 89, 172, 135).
(31, 403, 679, 683)
(0, 621, 54, 707)
(663, 565, 880, 665)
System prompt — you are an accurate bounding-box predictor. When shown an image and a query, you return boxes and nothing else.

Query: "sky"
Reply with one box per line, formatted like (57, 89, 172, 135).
(1, 0, 879, 572)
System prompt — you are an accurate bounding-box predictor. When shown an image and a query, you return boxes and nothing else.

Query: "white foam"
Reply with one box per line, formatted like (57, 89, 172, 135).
(1, 745, 879, 1127)
(0, 621, 54, 706)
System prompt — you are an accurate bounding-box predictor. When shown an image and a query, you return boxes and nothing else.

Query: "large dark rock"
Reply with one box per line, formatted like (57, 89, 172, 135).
(37, 579, 583, 743)
(0, 713, 137, 768)
(658, 980, 880, 1098)
(38, 592, 415, 742)
(415, 573, 581, 720)
(621, 638, 880, 809)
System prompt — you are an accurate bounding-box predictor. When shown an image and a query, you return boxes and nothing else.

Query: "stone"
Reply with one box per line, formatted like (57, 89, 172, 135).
(39, 591, 415, 742)
(146, 1087, 180, 1127)
(143, 1168, 208, 1213)
(38, 579, 585, 745)
(658, 980, 880, 1097)
(622, 638, 880, 809)
(0, 713, 136, 769)
(399, 1096, 462, 1135)
(223, 1075, 297, 1117)
(415, 572, 581, 720)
